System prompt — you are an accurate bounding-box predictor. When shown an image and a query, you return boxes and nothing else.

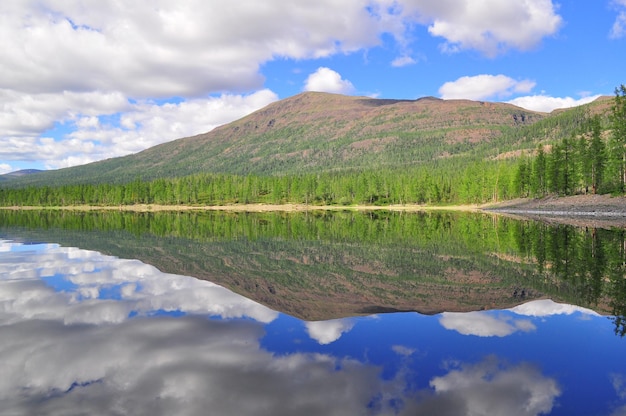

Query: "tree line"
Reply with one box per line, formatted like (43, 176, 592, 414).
(0, 161, 521, 207)
(514, 85, 626, 197)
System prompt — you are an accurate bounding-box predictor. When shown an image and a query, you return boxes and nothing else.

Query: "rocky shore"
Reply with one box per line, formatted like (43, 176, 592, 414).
(485, 194, 626, 228)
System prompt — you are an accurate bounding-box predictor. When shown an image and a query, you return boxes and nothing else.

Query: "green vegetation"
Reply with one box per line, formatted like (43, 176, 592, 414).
(0, 164, 511, 206)
(513, 85, 625, 197)
(0, 89, 620, 207)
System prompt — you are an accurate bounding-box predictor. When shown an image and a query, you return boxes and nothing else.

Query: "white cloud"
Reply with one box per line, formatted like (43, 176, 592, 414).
(0, 163, 12, 174)
(440, 311, 536, 337)
(397, 0, 562, 56)
(1, 90, 278, 169)
(611, 373, 626, 401)
(611, 0, 626, 38)
(507, 94, 602, 113)
(305, 318, 355, 344)
(439, 300, 601, 337)
(509, 299, 599, 317)
(0, 89, 130, 137)
(439, 74, 536, 101)
(391, 55, 417, 67)
(0, 312, 383, 416)
(0, 1, 386, 98)
(427, 357, 561, 416)
(0, 241, 279, 325)
(303, 67, 356, 95)
(611, 9, 626, 39)
(392, 345, 416, 356)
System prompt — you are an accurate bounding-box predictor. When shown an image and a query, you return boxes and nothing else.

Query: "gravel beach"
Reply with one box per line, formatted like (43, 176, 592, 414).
(485, 194, 626, 228)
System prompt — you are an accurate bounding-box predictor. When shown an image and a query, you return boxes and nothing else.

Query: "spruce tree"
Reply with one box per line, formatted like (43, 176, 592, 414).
(589, 114, 606, 194)
(611, 85, 626, 193)
(531, 144, 547, 197)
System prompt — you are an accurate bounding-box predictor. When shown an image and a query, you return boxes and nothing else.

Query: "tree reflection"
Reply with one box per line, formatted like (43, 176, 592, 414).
(512, 221, 626, 336)
(2, 209, 626, 335)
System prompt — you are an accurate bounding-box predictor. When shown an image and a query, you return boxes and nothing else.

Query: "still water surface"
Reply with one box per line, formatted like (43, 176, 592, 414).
(1, 210, 626, 415)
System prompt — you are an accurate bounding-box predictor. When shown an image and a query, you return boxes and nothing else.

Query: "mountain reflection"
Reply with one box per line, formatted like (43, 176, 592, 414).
(2, 239, 625, 415)
(4, 209, 626, 322)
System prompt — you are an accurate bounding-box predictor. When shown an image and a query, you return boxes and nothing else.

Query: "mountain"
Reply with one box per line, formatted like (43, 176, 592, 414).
(1, 92, 612, 188)
(0, 168, 43, 177)
(0, 169, 44, 183)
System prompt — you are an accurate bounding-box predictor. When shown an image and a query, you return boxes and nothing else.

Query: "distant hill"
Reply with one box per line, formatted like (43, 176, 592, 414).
(0, 169, 43, 182)
(0, 92, 613, 188)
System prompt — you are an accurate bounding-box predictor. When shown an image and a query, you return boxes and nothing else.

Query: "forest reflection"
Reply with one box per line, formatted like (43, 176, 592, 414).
(1, 209, 625, 335)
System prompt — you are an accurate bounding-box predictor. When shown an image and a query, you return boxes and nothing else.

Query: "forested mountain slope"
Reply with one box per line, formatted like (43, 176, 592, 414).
(2, 92, 551, 187)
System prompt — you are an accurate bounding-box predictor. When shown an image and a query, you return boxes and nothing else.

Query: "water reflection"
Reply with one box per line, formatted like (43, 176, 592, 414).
(1, 239, 625, 415)
(0, 240, 277, 324)
(1, 209, 618, 321)
(440, 300, 599, 337)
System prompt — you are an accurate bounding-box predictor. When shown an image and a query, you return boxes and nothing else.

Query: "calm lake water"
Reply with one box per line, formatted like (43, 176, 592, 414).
(1, 210, 626, 415)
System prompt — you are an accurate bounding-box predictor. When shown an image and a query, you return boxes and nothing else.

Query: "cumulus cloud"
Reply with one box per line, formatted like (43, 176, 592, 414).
(439, 74, 536, 101)
(438, 75, 602, 113)
(0, 89, 130, 137)
(1, 89, 278, 169)
(440, 311, 536, 337)
(425, 357, 561, 416)
(0, 1, 385, 97)
(398, 0, 562, 56)
(507, 94, 602, 113)
(509, 299, 599, 317)
(303, 67, 356, 94)
(305, 318, 355, 344)
(0, 313, 386, 416)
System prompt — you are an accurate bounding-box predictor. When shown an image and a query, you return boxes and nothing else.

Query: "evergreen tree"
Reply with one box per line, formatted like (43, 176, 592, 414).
(589, 115, 606, 194)
(548, 141, 564, 194)
(513, 158, 531, 197)
(610, 85, 626, 193)
(530, 144, 547, 197)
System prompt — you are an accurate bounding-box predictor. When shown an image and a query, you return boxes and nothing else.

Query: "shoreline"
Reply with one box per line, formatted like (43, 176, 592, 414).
(484, 194, 626, 228)
(0, 203, 484, 213)
(2, 194, 626, 227)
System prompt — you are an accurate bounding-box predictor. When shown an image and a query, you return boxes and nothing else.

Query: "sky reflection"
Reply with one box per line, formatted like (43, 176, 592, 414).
(0, 239, 625, 415)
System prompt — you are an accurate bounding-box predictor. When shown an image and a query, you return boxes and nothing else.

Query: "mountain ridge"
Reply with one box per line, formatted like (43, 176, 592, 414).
(0, 92, 611, 188)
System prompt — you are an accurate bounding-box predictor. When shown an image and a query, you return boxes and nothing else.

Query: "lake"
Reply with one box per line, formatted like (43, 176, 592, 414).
(1, 209, 625, 415)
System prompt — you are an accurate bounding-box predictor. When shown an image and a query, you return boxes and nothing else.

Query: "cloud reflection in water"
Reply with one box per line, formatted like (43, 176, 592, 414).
(0, 240, 570, 415)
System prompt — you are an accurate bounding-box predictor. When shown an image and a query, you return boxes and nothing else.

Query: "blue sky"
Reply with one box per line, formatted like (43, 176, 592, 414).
(0, 0, 624, 174)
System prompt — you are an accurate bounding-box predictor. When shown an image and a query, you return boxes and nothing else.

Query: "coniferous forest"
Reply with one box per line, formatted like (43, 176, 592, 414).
(0, 85, 624, 208)
(514, 84, 626, 198)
